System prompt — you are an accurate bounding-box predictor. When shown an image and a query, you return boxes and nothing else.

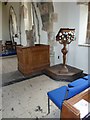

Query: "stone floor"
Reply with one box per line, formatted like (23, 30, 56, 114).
(0, 56, 69, 119)
(0, 56, 18, 86)
(2, 55, 17, 74)
(2, 75, 69, 118)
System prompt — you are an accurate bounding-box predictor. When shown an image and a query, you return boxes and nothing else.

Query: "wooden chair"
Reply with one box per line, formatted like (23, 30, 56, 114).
(0, 41, 2, 53)
(5, 41, 13, 51)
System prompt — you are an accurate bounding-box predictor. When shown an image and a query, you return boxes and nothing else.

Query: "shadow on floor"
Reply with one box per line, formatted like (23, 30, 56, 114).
(2, 70, 43, 87)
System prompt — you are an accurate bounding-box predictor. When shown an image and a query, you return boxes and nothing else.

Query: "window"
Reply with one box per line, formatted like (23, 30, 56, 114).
(86, 2, 90, 44)
(78, 4, 88, 46)
(78, 4, 89, 46)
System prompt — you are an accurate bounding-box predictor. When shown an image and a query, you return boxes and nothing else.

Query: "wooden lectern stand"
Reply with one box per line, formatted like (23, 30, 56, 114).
(61, 88, 90, 120)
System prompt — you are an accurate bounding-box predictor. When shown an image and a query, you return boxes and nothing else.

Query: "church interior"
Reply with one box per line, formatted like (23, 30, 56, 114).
(0, 1, 90, 119)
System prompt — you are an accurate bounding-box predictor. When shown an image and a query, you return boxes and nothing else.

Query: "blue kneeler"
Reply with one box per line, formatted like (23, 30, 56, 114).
(66, 83, 89, 99)
(47, 86, 68, 114)
(68, 78, 87, 87)
(47, 75, 90, 114)
(68, 75, 90, 87)
(83, 75, 90, 80)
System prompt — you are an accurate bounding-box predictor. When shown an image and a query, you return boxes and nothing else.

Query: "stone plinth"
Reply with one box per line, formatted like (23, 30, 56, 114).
(44, 64, 84, 82)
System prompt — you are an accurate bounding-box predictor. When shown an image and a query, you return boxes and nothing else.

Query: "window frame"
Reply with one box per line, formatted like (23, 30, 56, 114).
(78, 4, 90, 47)
(86, 2, 90, 44)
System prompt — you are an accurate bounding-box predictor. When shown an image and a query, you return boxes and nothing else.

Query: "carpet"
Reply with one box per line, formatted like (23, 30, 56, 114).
(2, 75, 69, 118)
(0, 50, 16, 57)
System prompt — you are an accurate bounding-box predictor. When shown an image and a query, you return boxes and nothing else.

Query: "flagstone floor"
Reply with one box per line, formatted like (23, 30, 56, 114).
(2, 75, 69, 118)
(1, 56, 69, 119)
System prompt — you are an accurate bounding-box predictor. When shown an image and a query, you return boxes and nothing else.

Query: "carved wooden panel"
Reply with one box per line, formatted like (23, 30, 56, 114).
(16, 45, 50, 75)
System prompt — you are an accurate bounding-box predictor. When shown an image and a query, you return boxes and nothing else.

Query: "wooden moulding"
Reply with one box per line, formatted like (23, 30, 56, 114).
(61, 88, 90, 119)
(16, 44, 50, 75)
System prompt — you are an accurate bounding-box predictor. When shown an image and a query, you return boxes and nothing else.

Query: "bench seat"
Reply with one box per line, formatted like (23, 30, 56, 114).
(47, 86, 67, 110)
(68, 75, 90, 87)
(47, 75, 90, 114)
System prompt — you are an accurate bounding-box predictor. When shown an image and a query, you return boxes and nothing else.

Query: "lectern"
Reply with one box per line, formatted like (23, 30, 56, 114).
(56, 28, 75, 73)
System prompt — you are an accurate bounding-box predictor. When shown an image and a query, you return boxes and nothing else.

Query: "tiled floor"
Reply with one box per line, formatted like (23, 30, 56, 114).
(2, 75, 69, 118)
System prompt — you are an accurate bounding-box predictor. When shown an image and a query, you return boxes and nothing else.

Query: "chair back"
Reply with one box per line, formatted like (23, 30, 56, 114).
(5, 41, 13, 51)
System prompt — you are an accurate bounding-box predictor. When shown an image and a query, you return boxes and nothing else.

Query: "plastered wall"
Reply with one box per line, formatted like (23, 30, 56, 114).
(1, 2, 89, 73)
(0, 2, 2, 40)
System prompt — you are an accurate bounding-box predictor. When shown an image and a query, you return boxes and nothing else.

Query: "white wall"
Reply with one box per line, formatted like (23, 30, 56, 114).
(65, 3, 88, 74)
(0, 2, 2, 40)
(2, 2, 20, 44)
(2, 2, 89, 73)
(2, 3, 9, 41)
(53, 2, 79, 65)
(21, 10, 27, 46)
(53, 2, 63, 65)
(2, 2, 47, 46)
(33, 3, 48, 45)
(53, 2, 88, 73)
(88, 47, 90, 73)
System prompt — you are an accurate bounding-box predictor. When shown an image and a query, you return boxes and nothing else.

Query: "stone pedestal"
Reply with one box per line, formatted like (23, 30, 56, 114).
(44, 64, 84, 82)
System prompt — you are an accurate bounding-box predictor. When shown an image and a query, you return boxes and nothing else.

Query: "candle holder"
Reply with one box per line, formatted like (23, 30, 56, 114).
(56, 28, 75, 74)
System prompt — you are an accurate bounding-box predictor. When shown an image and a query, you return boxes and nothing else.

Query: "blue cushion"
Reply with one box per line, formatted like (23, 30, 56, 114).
(68, 78, 87, 87)
(0, 50, 16, 57)
(47, 86, 67, 109)
(66, 83, 90, 99)
(83, 75, 90, 80)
